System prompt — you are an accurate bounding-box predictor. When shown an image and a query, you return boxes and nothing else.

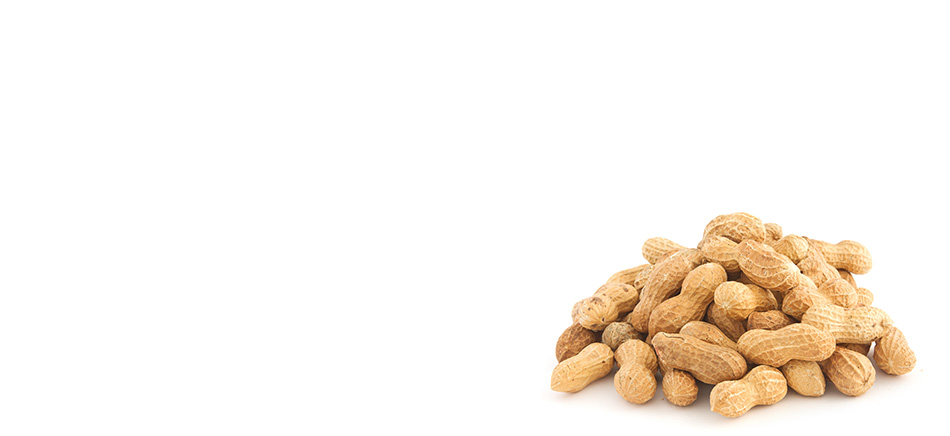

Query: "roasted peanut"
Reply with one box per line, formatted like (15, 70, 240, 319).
(648, 263, 727, 341)
(614, 340, 659, 404)
(713, 281, 778, 320)
(705, 302, 746, 342)
(780, 359, 825, 397)
(659, 359, 698, 407)
(801, 304, 892, 344)
(710, 365, 787, 418)
(737, 240, 801, 292)
(679, 321, 739, 351)
(747, 310, 794, 331)
(602, 322, 643, 351)
(572, 282, 639, 331)
(820, 346, 875, 396)
(737, 324, 836, 366)
(702, 212, 768, 244)
(551, 343, 614, 393)
(797, 246, 840, 287)
(628, 248, 704, 332)
(764, 222, 783, 241)
(605, 264, 652, 288)
(700, 235, 741, 273)
(766, 234, 810, 264)
(873, 326, 916, 375)
(855, 287, 874, 307)
(805, 238, 872, 275)
(642, 237, 687, 265)
(652, 333, 747, 384)
(555, 323, 601, 362)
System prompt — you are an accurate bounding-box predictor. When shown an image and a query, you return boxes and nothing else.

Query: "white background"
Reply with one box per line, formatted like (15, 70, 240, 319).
(1, 1, 948, 435)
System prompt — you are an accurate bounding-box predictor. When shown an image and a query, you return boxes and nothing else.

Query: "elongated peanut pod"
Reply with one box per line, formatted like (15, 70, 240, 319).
(873, 326, 916, 375)
(737, 324, 836, 366)
(551, 343, 614, 393)
(642, 238, 687, 264)
(710, 366, 787, 418)
(614, 340, 658, 404)
(820, 346, 875, 396)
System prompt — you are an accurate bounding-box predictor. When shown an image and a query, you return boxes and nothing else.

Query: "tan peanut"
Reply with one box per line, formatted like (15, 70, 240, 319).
(555, 323, 601, 362)
(705, 302, 746, 342)
(805, 238, 872, 275)
(873, 326, 916, 375)
(747, 310, 794, 331)
(605, 264, 651, 288)
(648, 263, 727, 341)
(766, 234, 810, 264)
(700, 236, 741, 273)
(710, 365, 787, 418)
(820, 346, 875, 396)
(602, 322, 643, 351)
(737, 240, 801, 292)
(614, 340, 659, 403)
(764, 222, 782, 241)
(628, 248, 704, 332)
(702, 212, 768, 244)
(841, 343, 871, 355)
(837, 269, 857, 288)
(855, 287, 874, 307)
(572, 282, 639, 331)
(781, 274, 845, 320)
(652, 333, 747, 384)
(642, 237, 687, 265)
(737, 324, 836, 366)
(801, 304, 893, 344)
(714, 281, 778, 320)
(780, 360, 825, 397)
(551, 343, 614, 393)
(797, 245, 840, 287)
(679, 321, 738, 351)
(660, 361, 698, 407)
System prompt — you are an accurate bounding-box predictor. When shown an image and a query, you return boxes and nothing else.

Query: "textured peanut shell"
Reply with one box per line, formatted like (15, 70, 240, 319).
(838, 269, 857, 288)
(602, 322, 643, 351)
(662, 368, 698, 406)
(737, 240, 801, 292)
(781, 275, 832, 320)
(551, 343, 614, 393)
(801, 304, 893, 344)
(652, 333, 747, 384)
(714, 281, 777, 320)
(614, 340, 658, 403)
(797, 248, 841, 287)
(628, 248, 704, 332)
(766, 235, 810, 264)
(816, 278, 858, 308)
(572, 282, 640, 331)
(841, 343, 871, 355)
(703, 212, 767, 244)
(710, 365, 787, 418)
(606, 264, 651, 287)
(642, 237, 687, 265)
(555, 323, 601, 362)
(737, 324, 836, 366)
(807, 238, 872, 275)
(764, 223, 783, 241)
(700, 236, 741, 273)
(820, 346, 875, 396)
(679, 321, 739, 351)
(747, 310, 794, 331)
(705, 303, 746, 342)
(648, 263, 727, 342)
(780, 360, 825, 397)
(873, 326, 916, 375)
(855, 287, 874, 307)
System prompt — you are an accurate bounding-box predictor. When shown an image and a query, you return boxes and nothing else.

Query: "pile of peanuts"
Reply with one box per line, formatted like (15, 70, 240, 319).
(551, 212, 915, 417)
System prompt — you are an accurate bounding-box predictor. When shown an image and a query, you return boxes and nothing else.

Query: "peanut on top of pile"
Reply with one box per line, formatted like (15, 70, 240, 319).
(551, 212, 915, 418)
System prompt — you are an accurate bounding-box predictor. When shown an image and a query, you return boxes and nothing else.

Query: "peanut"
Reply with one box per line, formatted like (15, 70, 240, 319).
(705, 302, 746, 342)
(737, 240, 801, 292)
(702, 212, 768, 244)
(837, 269, 857, 288)
(555, 323, 601, 362)
(873, 326, 916, 375)
(797, 246, 840, 287)
(855, 287, 874, 307)
(628, 248, 704, 332)
(648, 263, 727, 341)
(841, 343, 871, 355)
(820, 346, 875, 396)
(614, 340, 659, 404)
(602, 322, 643, 351)
(642, 237, 687, 265)
(572, 282, 639, 331)
(699, 235, 741, 273)
(737, 324, 836, 366)
(801, 304, 893, 344)
(550, 343, 614, 393)
(679, 321, 739, 351)
(652, 333, 747, 384)
(766, 234, 810, 264)
(781, 274, 842, 319)
(805, 238, 872, 275)
(710, 365, 787, 418)
(747, 310, 794, 331)
(780, 359, 825, 397)
(764, 222, 783, 241)
(713, 281, 778, 320)
(605, 264, 651, 288)
(659, 360, 698, 407)
(816, 278, 858, 308)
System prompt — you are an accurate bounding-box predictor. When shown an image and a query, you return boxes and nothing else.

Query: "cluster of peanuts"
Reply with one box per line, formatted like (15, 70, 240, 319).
(551, 212, 916, 417)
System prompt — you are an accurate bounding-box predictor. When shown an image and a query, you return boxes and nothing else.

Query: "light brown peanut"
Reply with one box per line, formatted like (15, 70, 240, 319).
(855, 287, 874, 307)
(705, 302, 746, 342)
(797, 245, 840, 287)
(781, 274, 844, 320)
(661, 363, 698, 407)
(764, 222, 783, 241)
(555, 323, 601, 362)
(602, 322, 643, 350)
(614, 340, 659, 404)
(710, 365, 787, 418)
(737, 240, 801, 292)
(628, 248, 704, 332)
(652, 333, 747, 384)
(714, 281, 778, 320)
(747, 310, 794, 331)
(806, 238, 872, 275)
(679, 321, 739, 351)
(873, 326, 916, 375)
(648, 263, 727, 341)
(605, 264, 651, 288)
(816, 278, 858, 308)
(702, 212, 768, 244)
(801, 304, 893, 344)
(766, 234, 810, 264)
(551, 343, 614, 393)
(737, 324, 836, 366)
(841, 343, 871, 355)
(820, 346, 875, 396)
(642, 237, 687, 265)
(780, 359, 825, 397)
(572, 282, 639, 331)
(700, 236, 741, 273)
(837, 269, 857, 288)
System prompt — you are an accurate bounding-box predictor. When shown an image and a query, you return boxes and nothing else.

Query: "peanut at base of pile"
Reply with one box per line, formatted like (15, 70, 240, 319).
(551, 212, 916, 418)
